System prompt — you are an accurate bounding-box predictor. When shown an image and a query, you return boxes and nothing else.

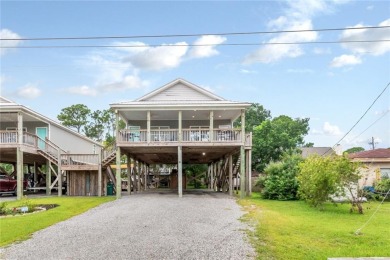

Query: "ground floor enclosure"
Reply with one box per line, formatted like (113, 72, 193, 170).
(67, 171, 108, 196)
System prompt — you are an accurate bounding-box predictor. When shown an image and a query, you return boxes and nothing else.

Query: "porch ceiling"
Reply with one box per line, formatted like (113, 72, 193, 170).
(119, 109, 241, 121)
(120, 145, 240, 165)
(0, 148, 47, 165)
(0, 112, 43, 123)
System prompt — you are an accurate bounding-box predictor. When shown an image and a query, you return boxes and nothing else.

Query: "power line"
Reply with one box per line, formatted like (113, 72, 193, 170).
(1, 39, 389, 49)
(347, 110, 389, 144)
(1, 25, 389, 41)
(323, 82, 390, 155)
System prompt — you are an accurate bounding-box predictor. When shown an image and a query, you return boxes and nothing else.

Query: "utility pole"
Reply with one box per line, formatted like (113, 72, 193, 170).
(368, 137, 378, 150)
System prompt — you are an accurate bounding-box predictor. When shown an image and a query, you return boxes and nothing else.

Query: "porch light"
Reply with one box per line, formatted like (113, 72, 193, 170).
(202, 152, 206, 156)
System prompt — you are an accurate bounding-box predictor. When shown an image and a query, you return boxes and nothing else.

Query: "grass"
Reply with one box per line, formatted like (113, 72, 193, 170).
(239, 193, 390, 260)
(0, 196, 114, 247)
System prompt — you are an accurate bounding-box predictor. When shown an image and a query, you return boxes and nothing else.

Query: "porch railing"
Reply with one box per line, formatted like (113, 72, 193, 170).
(0, 131, 17, 144)
(119, 128, 243, 143)
(60, 154, 100, 167)
(151, 129, 178, 142)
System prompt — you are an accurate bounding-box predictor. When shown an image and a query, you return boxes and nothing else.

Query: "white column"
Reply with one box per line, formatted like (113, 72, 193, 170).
(147, 111, 151, 144)
(144, 164, 147, 191)
(178, 111, 182, 142)
(209, 111, 214, 142)
(178, 146, 183, 198)
(241, 109, 245, 143)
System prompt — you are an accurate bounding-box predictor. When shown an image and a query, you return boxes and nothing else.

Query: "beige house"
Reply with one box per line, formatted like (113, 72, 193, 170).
(349, 149, 390, 187)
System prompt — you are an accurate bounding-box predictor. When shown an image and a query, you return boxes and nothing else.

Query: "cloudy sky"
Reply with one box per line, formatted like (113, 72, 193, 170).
(1, 0, 389, 150)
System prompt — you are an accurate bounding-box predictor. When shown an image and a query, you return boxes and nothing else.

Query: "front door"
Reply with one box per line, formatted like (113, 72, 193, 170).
(36, 127, 48, 149)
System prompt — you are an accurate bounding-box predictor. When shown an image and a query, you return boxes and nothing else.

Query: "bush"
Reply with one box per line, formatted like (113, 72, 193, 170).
(261, 154, 302, 200)
(0, 202, 7, 215)
(375, 178, 390, 201)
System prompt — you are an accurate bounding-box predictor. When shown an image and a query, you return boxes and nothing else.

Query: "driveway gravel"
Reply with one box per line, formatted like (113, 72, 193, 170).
(1, 190, 255, 260)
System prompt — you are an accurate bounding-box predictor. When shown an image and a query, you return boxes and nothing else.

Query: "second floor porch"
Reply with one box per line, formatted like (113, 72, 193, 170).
(118, 128, 252, 147)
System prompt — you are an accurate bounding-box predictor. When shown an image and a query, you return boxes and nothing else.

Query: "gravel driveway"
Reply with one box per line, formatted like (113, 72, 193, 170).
(1, 191, 255, 260)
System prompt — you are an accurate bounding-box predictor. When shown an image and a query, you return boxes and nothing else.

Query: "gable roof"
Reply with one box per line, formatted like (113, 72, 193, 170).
(349, 148, 390, 159)
(136, 78, 225, 102)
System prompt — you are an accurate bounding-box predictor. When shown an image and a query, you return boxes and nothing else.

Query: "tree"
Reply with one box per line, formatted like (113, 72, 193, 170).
(261, 153, 303, 200)
(84, 110, 106, 142)
(234, 103, 271, 132)
(297, 155, 363, 213)
(57, 104, 91, 133)
(252, 115, 310, 172)
(344, 147, 365, 154)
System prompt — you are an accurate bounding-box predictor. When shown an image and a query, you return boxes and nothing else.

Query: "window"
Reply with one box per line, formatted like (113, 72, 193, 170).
(380, 168, 390, 179)
(128, 126, 140, 142)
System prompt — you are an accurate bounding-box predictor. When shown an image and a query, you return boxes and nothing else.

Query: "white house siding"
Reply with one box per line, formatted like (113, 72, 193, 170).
(145, 83, 216, 101)
(50, 124, 98, 154)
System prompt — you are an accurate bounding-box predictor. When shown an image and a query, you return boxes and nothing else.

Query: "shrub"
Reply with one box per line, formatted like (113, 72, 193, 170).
(0, 202, 7, 215)
(261, 153, 302, 200)
(375, 178, 390, 201)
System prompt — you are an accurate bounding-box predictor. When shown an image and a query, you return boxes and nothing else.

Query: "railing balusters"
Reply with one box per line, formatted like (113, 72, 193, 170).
(118, 128, 243, 143)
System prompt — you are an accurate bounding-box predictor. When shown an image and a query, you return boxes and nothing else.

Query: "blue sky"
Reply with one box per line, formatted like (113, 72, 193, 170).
(1, 0, 389, 151)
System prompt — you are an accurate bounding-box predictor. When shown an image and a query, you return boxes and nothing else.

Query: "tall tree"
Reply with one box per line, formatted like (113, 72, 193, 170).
(57, 104, 91, 133)
(84, 110, 106, 142)
(252, 115, 309, 172)
(234, 103, 271, 132)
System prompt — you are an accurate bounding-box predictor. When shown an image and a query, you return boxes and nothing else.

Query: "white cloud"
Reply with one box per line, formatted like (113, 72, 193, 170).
(339, 19, 390, 56)
(375, 108, 390, 116)
(313, 47, 331, 55)
(243, 0, 350, 65)
(124, 42, 188, 71)
(366, 5, 374, 11)
(0, 29, 22, 56)
(240, 69, 257, 74)
(330, 54, 362, 67)
(100, 75, 149, 92)
(16, 83, 41, 99)
(188, 35, 226, 58)
(323, 122, 343, 135)
(65, 85, 97, 96)
(311, 129, 323, 135)
(243, 19, 317, 64)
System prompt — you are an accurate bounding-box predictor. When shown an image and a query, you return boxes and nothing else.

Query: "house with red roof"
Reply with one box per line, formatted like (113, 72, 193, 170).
(349, 148, 390, 187)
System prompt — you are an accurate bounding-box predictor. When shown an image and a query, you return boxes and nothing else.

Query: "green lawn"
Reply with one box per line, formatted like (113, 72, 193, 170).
(0, 196, 114, 247)
(239, 193, 390, 260)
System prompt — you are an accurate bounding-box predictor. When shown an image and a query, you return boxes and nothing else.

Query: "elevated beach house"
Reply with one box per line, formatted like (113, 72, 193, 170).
(0, 97, 104, 199)
(110, 78, 253, 198)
